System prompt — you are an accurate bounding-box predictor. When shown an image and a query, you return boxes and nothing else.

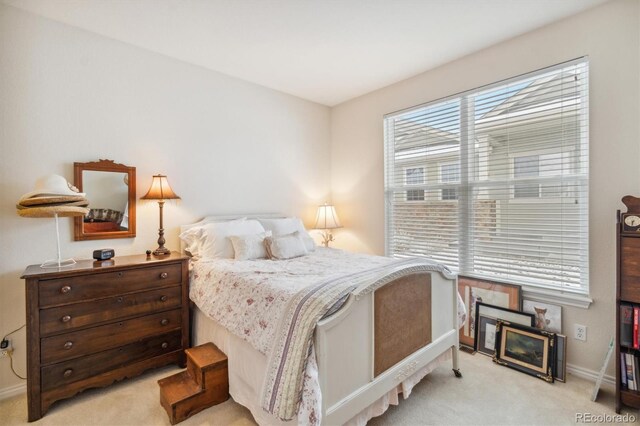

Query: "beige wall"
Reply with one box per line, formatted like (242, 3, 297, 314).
(1, 0, 638, 397)
(0, 5, 330, 393)
(331, 0, 640, 374)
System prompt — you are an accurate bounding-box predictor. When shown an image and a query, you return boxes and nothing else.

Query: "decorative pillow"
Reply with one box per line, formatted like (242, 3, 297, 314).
(179, 218, 265, 259)
(178, 224, 210, 257)
(229, 231, 272, 260)
(258, 217, 316, 252)
(264, 231, 308, 260)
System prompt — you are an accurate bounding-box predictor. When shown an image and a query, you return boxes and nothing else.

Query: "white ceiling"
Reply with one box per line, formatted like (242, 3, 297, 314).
(3, 0, 608, 106)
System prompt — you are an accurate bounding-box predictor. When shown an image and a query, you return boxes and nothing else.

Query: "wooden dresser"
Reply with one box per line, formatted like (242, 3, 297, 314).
(21, 252, 190, 421)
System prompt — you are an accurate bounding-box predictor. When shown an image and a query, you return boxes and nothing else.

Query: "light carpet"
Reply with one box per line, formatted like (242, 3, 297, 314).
(0, 352, 635, 425)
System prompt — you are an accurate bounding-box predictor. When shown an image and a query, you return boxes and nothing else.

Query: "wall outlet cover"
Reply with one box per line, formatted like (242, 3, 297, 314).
(574, 324, 587, 341)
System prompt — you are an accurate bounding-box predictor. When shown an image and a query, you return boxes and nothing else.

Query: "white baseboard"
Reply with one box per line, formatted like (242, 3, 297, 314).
(0, 364, 617, 401)
(0, 382, 26, 401)
(567, 363, 615, 387)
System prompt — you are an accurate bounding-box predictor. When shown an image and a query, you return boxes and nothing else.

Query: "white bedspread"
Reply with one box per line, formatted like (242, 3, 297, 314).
(190, 248, 465, 424)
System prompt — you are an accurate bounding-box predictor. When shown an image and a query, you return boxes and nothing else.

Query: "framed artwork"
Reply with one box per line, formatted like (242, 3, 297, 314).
(474, 302, 535, 357)
(493, 320, 556, 383)
(458, 276, 522, 349)
(555, 334, 567, 382)
(522, 299, 562, 333)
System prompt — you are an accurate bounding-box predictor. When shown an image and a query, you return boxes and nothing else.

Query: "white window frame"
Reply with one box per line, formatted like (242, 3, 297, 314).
(384, 58, 591, 308)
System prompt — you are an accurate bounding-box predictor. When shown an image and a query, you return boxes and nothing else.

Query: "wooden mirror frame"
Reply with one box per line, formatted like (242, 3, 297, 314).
(73, 159, 136, 241)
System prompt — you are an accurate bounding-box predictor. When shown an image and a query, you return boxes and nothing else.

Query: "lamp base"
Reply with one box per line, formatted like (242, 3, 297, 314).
(153, 246, 171, 256)
(320, 230, 335, 247)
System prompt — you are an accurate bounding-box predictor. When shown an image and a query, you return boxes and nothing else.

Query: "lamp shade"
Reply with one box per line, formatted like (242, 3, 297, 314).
(313, 204, 342, 230)
(141, 175, 180, 200)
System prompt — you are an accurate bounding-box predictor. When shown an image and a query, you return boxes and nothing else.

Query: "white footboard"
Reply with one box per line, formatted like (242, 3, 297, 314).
(315, 271, 459, 425)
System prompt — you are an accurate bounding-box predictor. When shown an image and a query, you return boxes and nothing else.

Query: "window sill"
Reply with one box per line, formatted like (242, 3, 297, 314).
(521, 286, 592, 309)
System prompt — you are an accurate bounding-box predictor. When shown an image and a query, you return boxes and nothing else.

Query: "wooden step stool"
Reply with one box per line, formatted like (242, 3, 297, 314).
(158, 343, 229, 424)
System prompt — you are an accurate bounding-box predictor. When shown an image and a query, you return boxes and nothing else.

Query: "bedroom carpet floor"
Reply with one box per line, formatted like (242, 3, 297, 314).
(0, 351, 635, 426)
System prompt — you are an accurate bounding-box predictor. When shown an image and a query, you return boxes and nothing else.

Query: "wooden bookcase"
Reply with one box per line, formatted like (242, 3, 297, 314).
(616, 215, 640, 412)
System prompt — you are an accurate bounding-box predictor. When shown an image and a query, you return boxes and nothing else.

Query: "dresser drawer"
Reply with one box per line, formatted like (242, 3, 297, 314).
(41, 309, 182, 365)
(39, 263, 182, 307)
(40, 286, 181, 336)
(41, 331, 181, 392)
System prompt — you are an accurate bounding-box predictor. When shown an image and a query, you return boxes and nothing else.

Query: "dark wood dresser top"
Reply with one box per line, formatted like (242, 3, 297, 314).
(22, 252, 188, 279)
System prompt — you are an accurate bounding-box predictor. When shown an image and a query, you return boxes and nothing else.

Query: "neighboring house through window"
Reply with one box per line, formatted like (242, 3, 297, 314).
(384, 58, 589, 297)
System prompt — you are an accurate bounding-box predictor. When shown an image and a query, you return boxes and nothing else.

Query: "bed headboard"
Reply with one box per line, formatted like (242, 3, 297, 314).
(179, 213, 286, 255)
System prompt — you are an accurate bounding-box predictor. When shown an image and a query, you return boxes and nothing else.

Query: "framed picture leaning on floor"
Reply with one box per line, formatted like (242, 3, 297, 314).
(458, 276, 522, 349)
(493, 320, 556, 383)
(474, 302, 535, 357)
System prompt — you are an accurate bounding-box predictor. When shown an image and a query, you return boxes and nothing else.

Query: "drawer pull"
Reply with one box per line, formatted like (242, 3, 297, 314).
(63, 341, 73, 350)
(61, 315, 71, 323)
(117, 297, 123, 303)
(63, 369, 73, 378)
(161, 342, 168, 349)
(160, 295, 168, 302)
(160, 319, 169, 326)
(118, 272, 123, 278)
(60, 285, 72, 294)
(160, 272, 168, 279)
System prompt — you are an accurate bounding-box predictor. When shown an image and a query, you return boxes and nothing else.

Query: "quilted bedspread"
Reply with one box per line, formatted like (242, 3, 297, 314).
(190, 248, 464, 423)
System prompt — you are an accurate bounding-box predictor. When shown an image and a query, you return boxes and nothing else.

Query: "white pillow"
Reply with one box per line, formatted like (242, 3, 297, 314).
(229, 231, 272, 260)
(258, 217, 316, 252)
(179, 218, 265, 259)
(264, 231, 308, 260)
(179, 223, 214, 257)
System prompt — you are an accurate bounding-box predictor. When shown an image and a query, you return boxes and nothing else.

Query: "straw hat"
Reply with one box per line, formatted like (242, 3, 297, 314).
(16, 199, 89, 209)
(19, 174, 85, 203)
(19, 195, 88, 207)
(17, 206, 90, 218)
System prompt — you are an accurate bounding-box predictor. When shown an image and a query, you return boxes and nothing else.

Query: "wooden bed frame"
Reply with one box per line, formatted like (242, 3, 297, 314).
(180, 214, 461, 425)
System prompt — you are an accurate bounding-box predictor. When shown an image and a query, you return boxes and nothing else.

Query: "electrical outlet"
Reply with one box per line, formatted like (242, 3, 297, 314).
(574, 324, 587, 341)
(0, 339, 13, 357)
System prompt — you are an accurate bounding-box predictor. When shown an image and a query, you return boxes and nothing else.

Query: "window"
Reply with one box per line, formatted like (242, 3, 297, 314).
(512, 153, 574, 199)
(513, 155, 540, 198)
(384, 58, 589, 295)
(405, 167, 425, 201)
(440, 163, 460, 200)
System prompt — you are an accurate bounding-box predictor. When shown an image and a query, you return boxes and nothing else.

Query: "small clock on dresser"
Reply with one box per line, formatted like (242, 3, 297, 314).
(621, 195, 640, 234)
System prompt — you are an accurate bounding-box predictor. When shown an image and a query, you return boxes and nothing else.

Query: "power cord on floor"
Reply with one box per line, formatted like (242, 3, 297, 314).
(3, 324, 27, 380)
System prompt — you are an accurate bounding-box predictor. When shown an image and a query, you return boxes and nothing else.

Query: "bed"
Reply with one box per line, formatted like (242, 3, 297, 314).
(180, 214, 464, 425)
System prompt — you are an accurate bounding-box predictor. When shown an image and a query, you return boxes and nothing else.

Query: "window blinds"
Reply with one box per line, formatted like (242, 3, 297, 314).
(384, 58, 589, 294)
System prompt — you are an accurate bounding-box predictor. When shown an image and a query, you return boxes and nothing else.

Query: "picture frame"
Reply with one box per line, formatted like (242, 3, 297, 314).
(474, 302, 535, 357)
(522, 299, 562, 333)
(555, 334, 567, 382)
(493, 320, 556, 383)
(458, 276, 522, 349)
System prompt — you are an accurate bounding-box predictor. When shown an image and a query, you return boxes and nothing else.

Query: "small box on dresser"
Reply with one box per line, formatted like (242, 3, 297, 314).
(21, 252, 190, 422)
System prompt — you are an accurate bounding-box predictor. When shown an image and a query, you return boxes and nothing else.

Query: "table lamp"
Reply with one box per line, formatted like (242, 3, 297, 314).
(313, 203, 342, 247)
(142, 174, 180, 256)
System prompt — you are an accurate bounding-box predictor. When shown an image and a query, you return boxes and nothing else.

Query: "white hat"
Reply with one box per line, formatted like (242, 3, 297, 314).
(19, 174, 85, 202)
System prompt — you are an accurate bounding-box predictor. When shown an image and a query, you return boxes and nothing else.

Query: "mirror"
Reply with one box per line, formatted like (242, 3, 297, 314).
(74, 159, 136, 240)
